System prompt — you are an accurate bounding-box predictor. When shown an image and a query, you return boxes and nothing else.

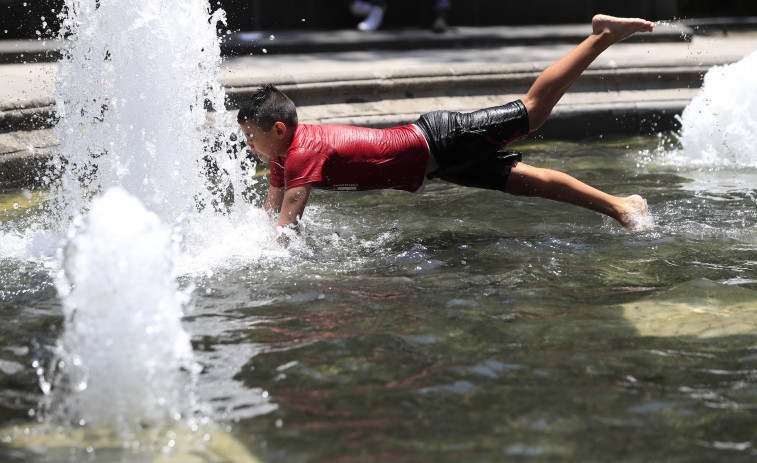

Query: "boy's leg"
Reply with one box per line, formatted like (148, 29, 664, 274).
(501, 15, 653, 229)
(505, 162, 649, 229)
(522, 15, 654, 131)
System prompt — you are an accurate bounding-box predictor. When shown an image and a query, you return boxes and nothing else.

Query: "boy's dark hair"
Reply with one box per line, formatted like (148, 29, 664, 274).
(236, 84, 298, 130)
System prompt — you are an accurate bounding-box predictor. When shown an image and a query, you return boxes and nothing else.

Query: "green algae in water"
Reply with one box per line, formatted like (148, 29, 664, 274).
(0, 190, 49, 221)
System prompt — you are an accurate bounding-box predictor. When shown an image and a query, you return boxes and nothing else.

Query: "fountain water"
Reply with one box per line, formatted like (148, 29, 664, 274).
(45, 187, 197, 436)
(51, 0, 250, 223)
(672, 48, 757, 167)
(32, 0, 264, 444)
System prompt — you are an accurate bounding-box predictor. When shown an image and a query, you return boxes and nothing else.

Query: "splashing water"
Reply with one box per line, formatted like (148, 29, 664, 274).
(654, 20, 693, 40)
(672, 48, 757, 167)
(44, 188, 198, 436)
(52, 0, 252, 224)
(33, 0, 265, 440)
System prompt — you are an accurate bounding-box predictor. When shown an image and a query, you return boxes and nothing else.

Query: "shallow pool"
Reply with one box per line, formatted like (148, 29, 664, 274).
(1, 135, 757, 462)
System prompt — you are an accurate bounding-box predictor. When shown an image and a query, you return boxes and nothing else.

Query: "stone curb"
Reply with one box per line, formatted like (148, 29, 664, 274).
(226, 64, 705, 108)
(221, 22, 691, 56)
(1, 61, 706, 134)
(0, 60, 707, 191)
(0, 96, 691, 192)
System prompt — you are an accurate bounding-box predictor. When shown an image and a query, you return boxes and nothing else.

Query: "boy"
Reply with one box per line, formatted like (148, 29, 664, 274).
(238, 15, 653, 245)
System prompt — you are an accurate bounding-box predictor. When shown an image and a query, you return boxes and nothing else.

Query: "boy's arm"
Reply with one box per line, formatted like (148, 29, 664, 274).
(264, 186, 285, 216)
(275, 184, 312, 246)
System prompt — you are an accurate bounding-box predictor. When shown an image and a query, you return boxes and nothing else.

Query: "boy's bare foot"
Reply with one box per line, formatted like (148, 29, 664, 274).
(592, 14, 654, 43)
(617, 194, 652, 230)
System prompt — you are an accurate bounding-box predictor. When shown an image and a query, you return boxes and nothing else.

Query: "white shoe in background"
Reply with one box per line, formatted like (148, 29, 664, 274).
(358, 5, 385, 31)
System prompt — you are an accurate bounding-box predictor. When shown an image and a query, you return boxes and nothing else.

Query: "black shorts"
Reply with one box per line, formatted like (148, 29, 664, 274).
(414, 100, 530, 192)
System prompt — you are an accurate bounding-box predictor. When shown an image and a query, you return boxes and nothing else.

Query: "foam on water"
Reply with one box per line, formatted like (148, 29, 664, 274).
(668, 48, 757, 168)
(45, 188, 197, 435)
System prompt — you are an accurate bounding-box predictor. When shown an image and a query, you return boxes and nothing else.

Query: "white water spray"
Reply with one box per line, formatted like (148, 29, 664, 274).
(41, 0, 264, 438)
(52, 0, 251, 223)
(47, 188, 197, 434)
(674, 48, 757, 167)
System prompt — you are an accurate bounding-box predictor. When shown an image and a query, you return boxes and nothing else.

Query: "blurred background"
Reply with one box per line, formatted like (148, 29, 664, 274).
(2, 0, 756, 39)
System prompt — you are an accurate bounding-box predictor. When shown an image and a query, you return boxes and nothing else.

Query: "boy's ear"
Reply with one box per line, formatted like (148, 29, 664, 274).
(273, 121, 288, 137)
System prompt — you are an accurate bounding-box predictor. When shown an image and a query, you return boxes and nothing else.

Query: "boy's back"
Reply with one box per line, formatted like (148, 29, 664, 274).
(271, 123, 429, 193)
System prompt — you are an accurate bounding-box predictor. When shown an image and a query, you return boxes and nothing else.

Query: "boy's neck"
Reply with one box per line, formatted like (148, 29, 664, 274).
(283, 123, 298, 151)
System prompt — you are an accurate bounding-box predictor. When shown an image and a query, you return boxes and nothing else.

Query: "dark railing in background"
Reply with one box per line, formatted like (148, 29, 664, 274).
(1, 0, 756, 39)
(224, 0, 680, 31)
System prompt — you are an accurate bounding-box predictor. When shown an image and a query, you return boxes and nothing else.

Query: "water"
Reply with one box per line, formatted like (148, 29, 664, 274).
(50, 0, 249, 224)
(1, 8, 757, 463)
(45, 188, 197, 435)
(2, 0, 269, 458)
(45, 0, 246, 435)
(673, 49, 757, 168)
(5, 134, 757, 461)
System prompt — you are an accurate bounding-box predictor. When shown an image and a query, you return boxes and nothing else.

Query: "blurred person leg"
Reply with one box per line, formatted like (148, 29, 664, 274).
(432, 0, 451, 33)
(358, 0, 386, 31)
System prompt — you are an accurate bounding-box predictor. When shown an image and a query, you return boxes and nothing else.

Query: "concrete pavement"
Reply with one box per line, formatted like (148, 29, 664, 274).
(1, 21, 756, 190)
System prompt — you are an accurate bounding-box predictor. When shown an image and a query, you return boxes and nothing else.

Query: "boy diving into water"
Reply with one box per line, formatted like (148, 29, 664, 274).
(238, 15, 654, 245)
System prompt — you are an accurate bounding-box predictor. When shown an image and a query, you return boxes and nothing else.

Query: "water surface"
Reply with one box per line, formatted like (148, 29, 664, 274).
(3, 135, 756, 462)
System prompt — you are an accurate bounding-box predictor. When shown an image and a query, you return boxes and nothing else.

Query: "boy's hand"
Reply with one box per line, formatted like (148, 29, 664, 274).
(274, 224, 297, 248)
(274, 184, 312, 246)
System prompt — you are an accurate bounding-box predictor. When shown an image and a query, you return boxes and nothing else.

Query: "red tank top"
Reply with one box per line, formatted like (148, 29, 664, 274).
(270, 124, 429, 193)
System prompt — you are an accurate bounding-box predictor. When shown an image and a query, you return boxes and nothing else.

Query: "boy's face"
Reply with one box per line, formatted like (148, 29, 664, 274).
(240, 121, 289, 164)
